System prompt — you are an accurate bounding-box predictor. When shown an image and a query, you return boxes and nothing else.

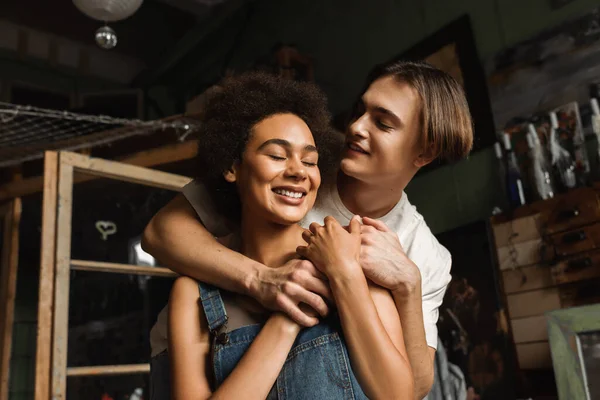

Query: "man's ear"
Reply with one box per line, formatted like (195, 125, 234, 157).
(413, 149, 436, 168)
(223, 162, 239, 183)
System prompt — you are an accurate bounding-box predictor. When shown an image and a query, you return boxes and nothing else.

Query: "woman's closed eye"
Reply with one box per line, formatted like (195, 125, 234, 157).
(268, 154, 317, 166)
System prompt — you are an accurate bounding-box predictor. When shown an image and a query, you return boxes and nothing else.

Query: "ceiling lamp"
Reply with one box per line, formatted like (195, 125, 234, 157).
(73, 0, 144, 49)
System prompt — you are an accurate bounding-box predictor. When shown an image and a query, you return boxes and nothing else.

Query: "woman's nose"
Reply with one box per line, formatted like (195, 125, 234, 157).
(285, 158, 307, 180)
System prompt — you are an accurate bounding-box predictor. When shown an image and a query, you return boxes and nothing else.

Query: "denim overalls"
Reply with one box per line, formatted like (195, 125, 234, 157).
(208, 281, 370, 399)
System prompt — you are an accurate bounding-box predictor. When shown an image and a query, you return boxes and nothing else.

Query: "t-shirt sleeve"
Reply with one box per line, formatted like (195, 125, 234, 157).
(421, 250, 452, 350)
(182, 179, 232, 238)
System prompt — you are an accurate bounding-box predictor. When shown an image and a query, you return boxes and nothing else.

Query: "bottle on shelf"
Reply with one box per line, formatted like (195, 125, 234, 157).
(129, 388, 143, 400)
(548, 111, 577, 191)
(526, 123, 554, 200)
(591, 98, 600, 169)
(493, 141, 507, 214)
(502, 132, 526, 208)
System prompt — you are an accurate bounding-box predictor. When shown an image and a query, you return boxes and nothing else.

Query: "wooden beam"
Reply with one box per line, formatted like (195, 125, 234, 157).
(0, 140, 198, 202)
(0, 198, 21, 400)
(51, 155, 74, 400)
(71, 260, 177, 278)
(66, 364, 150, 377)
(35, 152, 58, 400)
(61, 151, 191, 191)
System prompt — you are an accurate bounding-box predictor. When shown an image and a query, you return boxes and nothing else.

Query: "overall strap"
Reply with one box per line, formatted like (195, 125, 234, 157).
(197, 282, 228, 333)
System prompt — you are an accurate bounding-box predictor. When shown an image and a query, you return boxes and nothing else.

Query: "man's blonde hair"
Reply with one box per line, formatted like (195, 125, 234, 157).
(364, 60, 473, 162)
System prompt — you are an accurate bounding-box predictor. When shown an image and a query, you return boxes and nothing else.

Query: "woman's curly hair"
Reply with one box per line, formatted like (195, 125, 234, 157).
(195, 71, 342, 224)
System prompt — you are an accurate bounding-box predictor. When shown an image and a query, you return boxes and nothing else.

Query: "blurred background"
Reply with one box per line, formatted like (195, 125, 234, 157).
(2, 1, 600, 399)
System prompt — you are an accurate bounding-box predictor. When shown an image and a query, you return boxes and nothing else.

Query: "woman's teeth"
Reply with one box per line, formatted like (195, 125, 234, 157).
(273, 189, 304, 198)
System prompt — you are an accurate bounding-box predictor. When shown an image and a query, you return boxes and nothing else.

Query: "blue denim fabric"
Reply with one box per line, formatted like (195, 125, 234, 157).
(201, 282, 368, 400)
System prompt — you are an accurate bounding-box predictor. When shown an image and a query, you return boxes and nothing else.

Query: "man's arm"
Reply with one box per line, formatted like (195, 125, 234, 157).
(142, 195, 257, 294)
(392, 280, 435, 399)
(142, 194, 330, 326)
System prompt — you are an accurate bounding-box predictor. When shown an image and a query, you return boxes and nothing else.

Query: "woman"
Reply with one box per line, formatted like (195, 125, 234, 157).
(164, 72, 413, 399)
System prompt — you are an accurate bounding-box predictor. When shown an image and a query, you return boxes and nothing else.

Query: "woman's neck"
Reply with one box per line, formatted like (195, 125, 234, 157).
(239, 214, 305, 268)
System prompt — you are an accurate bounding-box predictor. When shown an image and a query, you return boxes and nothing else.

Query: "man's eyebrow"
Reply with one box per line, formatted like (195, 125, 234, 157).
(362, 96, 403, 127)
(373, 106, 402, 127)
(258, 138, 318, 152)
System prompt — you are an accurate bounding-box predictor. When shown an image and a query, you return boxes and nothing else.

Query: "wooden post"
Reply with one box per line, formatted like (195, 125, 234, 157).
(35, 152, 58, 400)
(51, 153, 74, 400)
(33, 151, 190, 398)
(0, 198, 22, 400)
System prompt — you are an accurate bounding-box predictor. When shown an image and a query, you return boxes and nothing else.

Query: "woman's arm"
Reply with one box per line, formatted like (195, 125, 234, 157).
(298, 216, 414, 399)
(143, 194, 329, 326)
(168, 276, 301, 400)
(359, 217, 437, 399)
(331, 270, 414, 399)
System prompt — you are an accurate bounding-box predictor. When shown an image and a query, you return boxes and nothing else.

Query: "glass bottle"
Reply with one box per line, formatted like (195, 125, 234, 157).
(503, 132, 526, 208)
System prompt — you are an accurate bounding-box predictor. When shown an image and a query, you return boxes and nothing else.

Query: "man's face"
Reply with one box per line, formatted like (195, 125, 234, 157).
(340, 76, 424, 185)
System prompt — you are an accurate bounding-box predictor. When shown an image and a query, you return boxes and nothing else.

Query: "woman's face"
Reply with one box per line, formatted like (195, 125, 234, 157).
(226, 113, 321, 225)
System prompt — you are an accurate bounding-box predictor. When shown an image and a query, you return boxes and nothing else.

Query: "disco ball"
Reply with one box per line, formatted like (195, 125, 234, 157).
(95, 26, 117, 49)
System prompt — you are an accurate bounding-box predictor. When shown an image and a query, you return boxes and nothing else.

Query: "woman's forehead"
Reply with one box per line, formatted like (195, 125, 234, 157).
(250, 113, 315, 146)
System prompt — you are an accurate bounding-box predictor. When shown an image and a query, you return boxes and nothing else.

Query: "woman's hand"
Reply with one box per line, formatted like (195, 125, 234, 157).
(297, 215, 362, 279)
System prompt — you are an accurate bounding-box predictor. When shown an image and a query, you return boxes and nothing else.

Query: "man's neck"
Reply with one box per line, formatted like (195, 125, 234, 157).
(239, 213, 304, 268)
(337, 171, 405, 218)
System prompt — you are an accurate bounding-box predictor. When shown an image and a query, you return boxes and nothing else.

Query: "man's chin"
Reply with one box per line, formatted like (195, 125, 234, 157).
(340, 158, 365, 179)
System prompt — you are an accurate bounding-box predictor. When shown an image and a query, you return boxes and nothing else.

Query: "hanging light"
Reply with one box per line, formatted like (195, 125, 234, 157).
(95, 26, 118, 49)
(73, 0, 144, 49)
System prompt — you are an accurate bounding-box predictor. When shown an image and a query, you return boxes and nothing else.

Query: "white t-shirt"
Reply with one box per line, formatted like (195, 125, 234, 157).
(150, 180, 451, 357)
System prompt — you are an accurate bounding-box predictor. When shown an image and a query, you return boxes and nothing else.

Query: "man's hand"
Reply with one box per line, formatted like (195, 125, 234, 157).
(250, 258, 333, 327)
(360, 217, 422, 297)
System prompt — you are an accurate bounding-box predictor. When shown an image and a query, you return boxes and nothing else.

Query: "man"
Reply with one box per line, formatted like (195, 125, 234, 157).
(143, 60, 473, 399)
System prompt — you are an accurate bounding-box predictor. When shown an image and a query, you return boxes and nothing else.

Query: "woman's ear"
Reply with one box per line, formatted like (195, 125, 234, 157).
(223, 163, 239, 183)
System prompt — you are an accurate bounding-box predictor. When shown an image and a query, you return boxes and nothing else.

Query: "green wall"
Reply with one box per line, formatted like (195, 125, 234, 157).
(0, 50, 124, 95)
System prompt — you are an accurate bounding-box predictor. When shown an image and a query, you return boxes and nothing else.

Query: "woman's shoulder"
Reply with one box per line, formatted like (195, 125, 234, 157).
(170, 276, 201, 304)
(168, 277, 211, 336)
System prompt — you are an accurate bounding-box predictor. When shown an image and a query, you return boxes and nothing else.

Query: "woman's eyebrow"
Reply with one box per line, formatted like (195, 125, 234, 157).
(258, 138, 317, 153)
